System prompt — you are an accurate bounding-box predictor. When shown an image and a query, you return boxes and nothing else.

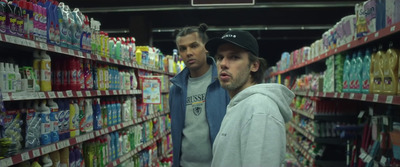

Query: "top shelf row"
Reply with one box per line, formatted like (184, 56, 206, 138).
(271, 22, 400, 77)
(0, 33, 175, 76)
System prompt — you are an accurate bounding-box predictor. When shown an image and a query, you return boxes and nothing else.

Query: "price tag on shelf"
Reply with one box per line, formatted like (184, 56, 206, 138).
(57, 141, 64, 149)
(50, 144, 56, 152)
(0, 34, 3, 41)
(78, 52, 83, 57)
(21, 152, 30, 161)
(323, 92, 326, 97)
(113, 162, 117, 166)
(27, 41, 36, 48)
(373, 94, 379, 102)
(117, 124, 121, 129)
(38, 92, 46, 99)
(41, 146, 49, 154)
(364, 37, 368, 42)
(374, 32, 379, 38)
(105, 91, 110, 95)
(358, 111, 365, 118)
(383, 117, 389, 126)
(90, 133, 94, 138)
(97, 90, 102, 96)
(391, 26, 396, 32)
(57, 92, 64, 98)
(113, 90, 117, 95)
(334, 92, 337, 98)
(4, 34, 11, 42)
(104, 128, 109, 134)
(32, 149, 41, 157)
(39, 43, 48, 50)
(307, 91, 313, 96)
(369, 107, 374, 116)
(96, 55, 101, 60)
(111, 126, 116, 131)
(95, 131, 100, 136)
(48, 92, 56, 99)
(349, 93, 355, 99)
(380, 156, 387, 165)
(68, 49, 75, 55)
(119, 90, 123, 94)
(2, 93, 10, 101)
(63, 140, 70, 148)
(76, 91, 83, 97)
(64, 91, 72, 97)
(364, 155, 373, 163)
(54, 46, 62, 53)
(361, 94, 367, 101)
(340, 93, 344, 98)
(3, 157, 13, 166)
(386, 96, 393, 104)
(85, 91, 91, 97)
(106, 58, 110, 62)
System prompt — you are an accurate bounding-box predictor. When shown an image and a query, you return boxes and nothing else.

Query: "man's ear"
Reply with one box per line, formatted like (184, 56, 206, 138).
(250, 60, 259, 72)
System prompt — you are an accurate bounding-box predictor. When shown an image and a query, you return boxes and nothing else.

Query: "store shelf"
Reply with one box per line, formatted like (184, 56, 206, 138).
(287, 134, 315, 165)
(291, 108, 314, 119)
(0, 33, 175, 76)
(289, 121, 315, 142)
(271, 22, 400, 77)
(293, 90, 400, 105)
(1, 90, 142, 101)
(0, 111, 170, 167)
(314, 160, 346, 167)
(106, 130, 171, 167)
(150, 147, 172, 166)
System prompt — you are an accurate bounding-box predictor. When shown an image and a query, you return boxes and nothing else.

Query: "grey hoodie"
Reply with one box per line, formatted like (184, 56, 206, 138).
(211, 83, 294, 167)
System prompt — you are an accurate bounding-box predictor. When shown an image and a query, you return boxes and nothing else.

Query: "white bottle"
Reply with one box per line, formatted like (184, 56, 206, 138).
(48, 99, 59, 142)
(14, 65, 22, 92)
(40, 51, 52, 92)
(5, 63, 16, 92)
(0, 63, 6, 91)
(39, 100, 52, 145)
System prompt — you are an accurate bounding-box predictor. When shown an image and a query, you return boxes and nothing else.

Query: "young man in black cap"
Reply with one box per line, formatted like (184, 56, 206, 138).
(169, 23, 230, 167)
(205, 30, 295, 166)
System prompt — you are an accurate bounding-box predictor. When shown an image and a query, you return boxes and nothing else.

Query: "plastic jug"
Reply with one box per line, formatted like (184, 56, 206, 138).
(384, 41, 399, 94)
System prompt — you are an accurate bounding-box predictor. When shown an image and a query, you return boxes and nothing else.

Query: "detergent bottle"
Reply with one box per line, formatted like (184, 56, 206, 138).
(362, 49, 371, 93)
(384, 41, 399, 94)
(373, 45, 385, 93)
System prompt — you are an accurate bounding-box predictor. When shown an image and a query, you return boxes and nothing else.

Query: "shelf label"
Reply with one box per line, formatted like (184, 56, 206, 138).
(369, 107, 374, 116)
(358, 111, 365, 118)
(349, 93, 355, 99)
(78, 52, 83, 57)
(364, 37, 368, 42)
(48, 92, 56, 99)
(119, 90, 123, 95)
(76, 91, 83, 97)
(334, 92, 338, 98)
(374, 32, 379, 38)
(106, 58, 110, 62)
(57, 141, 64, 149)
(113, 90, 117, 95)
(96, 55, 101, 60)
(38, 92, 46, 99)
(95, 131, 100, 136)
(66, 90, 73, 97)
(373, 94, 379, 102)
(111, 126, 116, 131)
(323, 92, 326, 97)
(340, 93, 344, 98)
(39, 43, 48, 50)
(364, 155, 373, 163)
(27, 41, 36, 48)
(105, 91, 110, 95)
(383, 117, 389, 126)
(0, 34, 2, 41)
(41, 146, 50, 154)
(68, 49, 75, 55)
(97, 90, 102, 96)
(32, 149, 41, 157)
(380, 156, 387, 165)
(85, 91, 91, 97)
(117, 124, 121, 129)
(3, 158, 13, 166)
(54, 46, 62, 53)
(359, 148, 367, 159)
(361, 94, 367, 101)
(113, 161, 117, 166)
(2, 93, 10, 101)
(391, 26, 396, 32)
(57, 92, 64, 98)
(386, 96, 393, 104)
(21, 152, 30, 161)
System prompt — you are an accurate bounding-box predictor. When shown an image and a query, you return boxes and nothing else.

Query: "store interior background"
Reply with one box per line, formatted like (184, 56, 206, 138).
(65, 0, 362, 67)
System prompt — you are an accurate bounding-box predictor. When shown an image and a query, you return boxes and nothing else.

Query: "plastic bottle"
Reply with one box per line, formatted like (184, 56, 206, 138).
(104, 65, 109, 90)
(84, 59, 93, 90)
(355, 51, 363, 93)
(14, 65, 21, 92)
(370, 47, 377, 93)
(78, 58, 84, 90)
(63, 100, 70, 139)
(97, 64, 104, 90)
(349, 53, 357, 92)
(373, 45, 385, 93)
(82, 99, 94, 133)
(40, 51, 52, 91)
(49, 151, 61, 167)
(112, 101, 118, 125)
(48, 99, 59, 143)
(110, 132, 116, 160)
(74, 146, 83, 167)
(6, 63, 16, 92)
(0, 62, 6, 91)
(115, 132, 120, 158)
(362, 49, 371, 94)
(384, 41, 399, 94)
(69, 147, 76, 167)
(41, 154, 53, 167)
(106, 134, 112, 162)
(118, 132, 123, 157)
(136, 48, 142, 65)
(117, 100, 121, 124)
(69, 100, 77, 137)
(39, 100, 52, 145)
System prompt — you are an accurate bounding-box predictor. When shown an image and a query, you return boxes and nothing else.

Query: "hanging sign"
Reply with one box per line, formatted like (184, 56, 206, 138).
(141, 77, 161, 104)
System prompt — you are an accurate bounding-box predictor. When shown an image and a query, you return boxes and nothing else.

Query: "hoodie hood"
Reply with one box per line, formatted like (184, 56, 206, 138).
(229, 83, 295, 122)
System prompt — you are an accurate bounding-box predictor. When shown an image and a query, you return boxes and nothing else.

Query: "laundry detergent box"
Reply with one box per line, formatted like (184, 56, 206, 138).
(355, 0, 377, 38)
(386, 0, 400, 27)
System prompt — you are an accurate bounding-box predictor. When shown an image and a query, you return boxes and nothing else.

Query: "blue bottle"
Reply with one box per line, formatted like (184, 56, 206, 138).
(107, 101, 113, 126)
(343, 54, 351, 92)
(362, 49, 371, 93)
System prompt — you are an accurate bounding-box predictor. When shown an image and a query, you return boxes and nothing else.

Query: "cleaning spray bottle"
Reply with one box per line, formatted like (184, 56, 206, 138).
(48, 99, 59, 143)
(39, 100, 52, 145)
(40, 51, 52, 92)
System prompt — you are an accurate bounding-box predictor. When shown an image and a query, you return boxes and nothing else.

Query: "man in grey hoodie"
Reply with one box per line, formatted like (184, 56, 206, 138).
(205, 30, 295, 167)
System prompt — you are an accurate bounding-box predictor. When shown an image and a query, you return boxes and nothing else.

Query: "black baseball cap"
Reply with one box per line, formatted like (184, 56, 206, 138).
(206, 30, 259, 57)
